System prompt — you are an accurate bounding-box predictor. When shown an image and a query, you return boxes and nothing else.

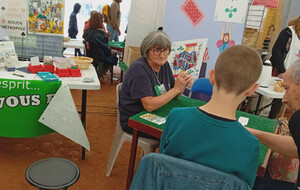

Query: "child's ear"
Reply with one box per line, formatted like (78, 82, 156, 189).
(208, 69, 215, 85)
(245, 83, 260, 96)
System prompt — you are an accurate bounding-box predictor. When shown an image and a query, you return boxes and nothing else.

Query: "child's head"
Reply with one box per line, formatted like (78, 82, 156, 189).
(213, 45, 262, 96)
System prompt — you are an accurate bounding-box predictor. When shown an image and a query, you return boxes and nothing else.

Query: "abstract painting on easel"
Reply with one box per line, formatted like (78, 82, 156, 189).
(167, 38, 208, 79)
(214, 0, 248, 23)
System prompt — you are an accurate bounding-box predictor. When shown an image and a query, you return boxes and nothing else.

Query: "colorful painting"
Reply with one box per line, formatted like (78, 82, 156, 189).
(28, 0, 64, 35)
(167, 38, 208, 79)
(164, 0, 246, 78)
(214, 0, 248, 23)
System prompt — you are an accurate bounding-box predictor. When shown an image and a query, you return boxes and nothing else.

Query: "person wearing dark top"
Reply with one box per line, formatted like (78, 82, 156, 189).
(83, 12, 118, 77)
(119, 31, 193, 137)
(68, 3, 83, 56)
(247, 60, 300, 189)
(269, 16, 300, 119)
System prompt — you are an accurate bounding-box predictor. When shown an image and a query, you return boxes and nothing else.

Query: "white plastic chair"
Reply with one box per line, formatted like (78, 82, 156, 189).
(106, 83, 160, 177)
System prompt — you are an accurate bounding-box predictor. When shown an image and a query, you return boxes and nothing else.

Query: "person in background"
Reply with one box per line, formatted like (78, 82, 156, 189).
(119, 31, 193, 138)
(268, 16, 300, 119)
(247, 60, 300, 189)
(68, 3, 83, 56)
(160, 45, 262, 188)
(107, 0, 122, 42)
(83, 10, 107, 34)
(83, 12, 118, 78)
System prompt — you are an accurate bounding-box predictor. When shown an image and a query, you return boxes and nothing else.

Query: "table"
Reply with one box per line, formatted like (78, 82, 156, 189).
(126, 96, 275, 190)
(108, 41, 127, 81)
(254, 84, 284, 115)
(63, 39, 85, 56)
(0, 61, 100, 160)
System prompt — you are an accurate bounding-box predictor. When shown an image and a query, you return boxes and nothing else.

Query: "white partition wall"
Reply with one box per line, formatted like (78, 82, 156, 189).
(125, 0, 167, 47)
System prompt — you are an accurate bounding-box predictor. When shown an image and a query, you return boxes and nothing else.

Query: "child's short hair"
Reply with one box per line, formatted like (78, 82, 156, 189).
(214, 45, 262, 95)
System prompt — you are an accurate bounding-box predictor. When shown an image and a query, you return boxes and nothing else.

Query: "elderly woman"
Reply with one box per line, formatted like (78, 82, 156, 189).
(119, 31, 193, 137)
(83, 12, 117, 78)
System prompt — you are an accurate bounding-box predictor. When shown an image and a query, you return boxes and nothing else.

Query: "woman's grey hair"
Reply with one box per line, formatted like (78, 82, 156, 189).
(290, 59, 300, 84)
(140, 31, 171, 58)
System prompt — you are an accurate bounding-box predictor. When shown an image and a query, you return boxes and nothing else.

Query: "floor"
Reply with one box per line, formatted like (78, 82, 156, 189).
(0, 66, 143, 189)
(0, 62, 291, 189)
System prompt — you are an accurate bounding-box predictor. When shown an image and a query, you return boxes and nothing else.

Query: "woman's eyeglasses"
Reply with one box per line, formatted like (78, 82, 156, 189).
(151, 48, 170, 56)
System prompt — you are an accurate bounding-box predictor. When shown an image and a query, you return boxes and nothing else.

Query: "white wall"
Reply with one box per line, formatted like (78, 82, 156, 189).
(286, 0, 300, 27)
(125, 0, 166, 47)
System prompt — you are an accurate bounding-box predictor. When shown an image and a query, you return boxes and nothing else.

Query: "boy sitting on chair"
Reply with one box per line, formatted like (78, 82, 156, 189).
(159, 45, 262, 188)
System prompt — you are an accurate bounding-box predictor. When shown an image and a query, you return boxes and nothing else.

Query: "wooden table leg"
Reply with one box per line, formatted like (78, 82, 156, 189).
(126, 129, 139, 190)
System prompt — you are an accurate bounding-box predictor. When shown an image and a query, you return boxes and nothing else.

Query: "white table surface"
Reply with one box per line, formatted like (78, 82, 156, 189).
(63, 39, 85, 49)
(0, 61, 100, 90)
(256, 78, 284, 99)
(256, 86, 284, 99)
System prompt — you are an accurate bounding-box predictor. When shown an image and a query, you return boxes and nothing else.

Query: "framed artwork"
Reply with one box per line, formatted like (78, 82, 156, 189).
(167, 38, 208, 79)
(28, 0, 64, 35)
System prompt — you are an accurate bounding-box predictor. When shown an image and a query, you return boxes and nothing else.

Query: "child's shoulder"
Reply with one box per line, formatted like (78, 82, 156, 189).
(170, 107, 197, 114)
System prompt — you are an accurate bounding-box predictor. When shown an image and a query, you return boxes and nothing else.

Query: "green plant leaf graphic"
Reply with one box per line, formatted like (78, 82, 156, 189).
(229, 12, 233, 18)
(225, 8, 230, 12)
(233, 8, 237, 12)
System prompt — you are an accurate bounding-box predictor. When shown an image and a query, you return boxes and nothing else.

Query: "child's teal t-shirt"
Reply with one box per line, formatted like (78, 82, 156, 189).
(159, 107, 260, 188)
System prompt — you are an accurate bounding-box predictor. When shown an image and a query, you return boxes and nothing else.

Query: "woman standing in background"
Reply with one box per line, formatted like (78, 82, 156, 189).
(269, 16, 300, 119)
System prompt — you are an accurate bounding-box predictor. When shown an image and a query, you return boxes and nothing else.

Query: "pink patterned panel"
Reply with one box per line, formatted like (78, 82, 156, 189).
(181, 0, 204, 27)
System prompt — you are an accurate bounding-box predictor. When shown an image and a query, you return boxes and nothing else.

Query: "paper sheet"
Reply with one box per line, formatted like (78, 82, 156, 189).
(238, 116, 249, 126)
(38, 83, 90, 151)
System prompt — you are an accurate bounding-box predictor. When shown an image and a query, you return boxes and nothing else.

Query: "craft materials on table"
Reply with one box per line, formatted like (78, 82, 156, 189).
(37, 72, 59, 82)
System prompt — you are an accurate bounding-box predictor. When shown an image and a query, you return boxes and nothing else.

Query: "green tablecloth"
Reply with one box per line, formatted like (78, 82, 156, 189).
(118, 61, 128, 72)
(0, 79, 61, 137)
(108, 41, 125, 49)
(130, 96, 275, 166)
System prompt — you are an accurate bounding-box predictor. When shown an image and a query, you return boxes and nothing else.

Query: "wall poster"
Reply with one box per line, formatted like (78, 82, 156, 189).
(164, 0, 247, 78)
(0, 0, 27, 37)
(214, 0, 248, 23)
(167, 38, 208, 79)
(28, 0, 64, 35)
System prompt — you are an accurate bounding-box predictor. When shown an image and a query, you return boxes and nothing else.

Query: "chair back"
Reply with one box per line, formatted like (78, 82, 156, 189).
(190, 78, 213, 102)
(84, 41, 102, 68)
(115, 83, 122, 132)
(130, 153, 251, 190)
(116, 83, 122, 105)
(191, 78, 213, 95)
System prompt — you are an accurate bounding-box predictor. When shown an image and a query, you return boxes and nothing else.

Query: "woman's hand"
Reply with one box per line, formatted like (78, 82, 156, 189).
(174, 72, 193, 93)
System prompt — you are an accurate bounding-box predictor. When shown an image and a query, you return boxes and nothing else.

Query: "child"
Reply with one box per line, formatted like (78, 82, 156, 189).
(159, 45, 262, 188)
